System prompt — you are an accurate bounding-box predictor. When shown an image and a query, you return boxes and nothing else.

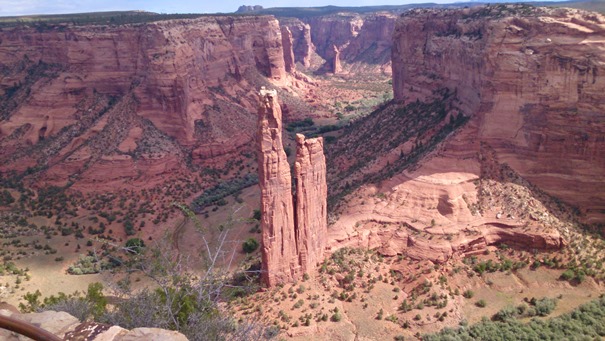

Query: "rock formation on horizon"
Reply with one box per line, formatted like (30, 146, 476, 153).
(257, 89, 328, 286)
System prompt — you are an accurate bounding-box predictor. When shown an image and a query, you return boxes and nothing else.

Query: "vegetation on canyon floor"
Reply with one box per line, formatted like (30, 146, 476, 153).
(424, 294, 605, 340)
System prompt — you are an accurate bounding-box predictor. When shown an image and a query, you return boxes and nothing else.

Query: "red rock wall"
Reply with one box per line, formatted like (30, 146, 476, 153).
(281, 19, 313, 67)
(392, 6, 605, 222)
(0, 16, 289, 188)
(283, 13, 396, 74)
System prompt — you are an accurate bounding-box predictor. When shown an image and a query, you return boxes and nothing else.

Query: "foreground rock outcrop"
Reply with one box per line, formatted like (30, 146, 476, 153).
(257, 90, 327, 286)
(0, 309, 187, 340)
(392, 5, 605, 223)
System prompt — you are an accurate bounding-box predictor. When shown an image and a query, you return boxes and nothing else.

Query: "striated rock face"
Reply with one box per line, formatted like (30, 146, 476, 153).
(392, 5, 605, 222)
(339, 12, 397, 73)
(281, 19, 313, 67)
(283, 12, 396, 74)
(257, 91, 327, 286)
(257, 88, 299, 286)
(281, 26, 296, 73)
(0, 16, 290, 190)
(294, 134, 327, 275)
(305, 13, 363, 60)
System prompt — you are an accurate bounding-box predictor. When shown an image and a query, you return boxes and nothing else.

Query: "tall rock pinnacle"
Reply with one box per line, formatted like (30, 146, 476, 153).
(281, 26, 296, 73)
(294, 134, 328, 275)
(257, 88, 299, 286)
(256, 90, 328, 286)
(331, 44, 342, 74)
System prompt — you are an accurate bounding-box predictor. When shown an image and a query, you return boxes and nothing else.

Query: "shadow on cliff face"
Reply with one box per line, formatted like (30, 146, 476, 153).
(322, 89, 592, 264)
(325, 88, 469, 209)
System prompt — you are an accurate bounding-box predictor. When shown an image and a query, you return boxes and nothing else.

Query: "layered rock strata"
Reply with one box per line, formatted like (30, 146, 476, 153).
(283, 19, 313, 67)
(283, 12, 397, 74)
(0, 15, 291, 189)
(257, 90, 327, 286)
(392, 5, 605, 222)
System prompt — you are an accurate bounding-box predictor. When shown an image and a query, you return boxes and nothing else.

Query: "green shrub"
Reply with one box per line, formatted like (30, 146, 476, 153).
(242, 238, 259, 253)
(0, 190, 14, 206)
(125, 238, 145, 254)
(424, 294, 605, 341)
(331, 311, 342, 322)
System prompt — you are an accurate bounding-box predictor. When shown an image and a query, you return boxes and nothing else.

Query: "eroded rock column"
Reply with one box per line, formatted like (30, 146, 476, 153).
(257, 88, 299, 286)
(294, 134, 328, 275)
(281, 26, 296, 73)
(331, 44, 342, 74)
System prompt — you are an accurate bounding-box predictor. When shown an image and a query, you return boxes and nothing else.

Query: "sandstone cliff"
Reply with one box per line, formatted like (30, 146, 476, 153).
(325, 5, 605, 265)
(281, 26, 296, 73)
(0, 16, 292, 190)
(392, 5, 605, 223)
(257, 91, 327, 286)
(282, 12, 396, 74)
(280, 18, 313, 67)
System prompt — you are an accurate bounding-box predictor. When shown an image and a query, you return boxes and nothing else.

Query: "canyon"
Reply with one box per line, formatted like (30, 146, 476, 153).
(0, 3, 604, 340)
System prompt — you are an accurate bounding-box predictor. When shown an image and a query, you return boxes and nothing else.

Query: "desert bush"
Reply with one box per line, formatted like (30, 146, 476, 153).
(125, 238, 145, 254)
(242, 237, 259, 253)
(475, 299, 487, 308)
(0, 190, 14, 206)
(68, 255, 100, 275)
(462, 290, 474, 299)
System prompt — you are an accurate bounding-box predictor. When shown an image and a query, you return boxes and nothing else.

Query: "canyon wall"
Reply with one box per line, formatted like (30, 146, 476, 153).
(392, 5, 605, 222)
(281, 12, 396, 74)
(257, 90, 327, 286)
(0, 16, 291, 190)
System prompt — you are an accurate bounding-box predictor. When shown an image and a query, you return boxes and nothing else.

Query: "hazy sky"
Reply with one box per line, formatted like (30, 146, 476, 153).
(0, 0, 478, 16)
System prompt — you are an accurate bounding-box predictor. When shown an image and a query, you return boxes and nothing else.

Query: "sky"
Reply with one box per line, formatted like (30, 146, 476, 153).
(0, 0, 482, 17)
